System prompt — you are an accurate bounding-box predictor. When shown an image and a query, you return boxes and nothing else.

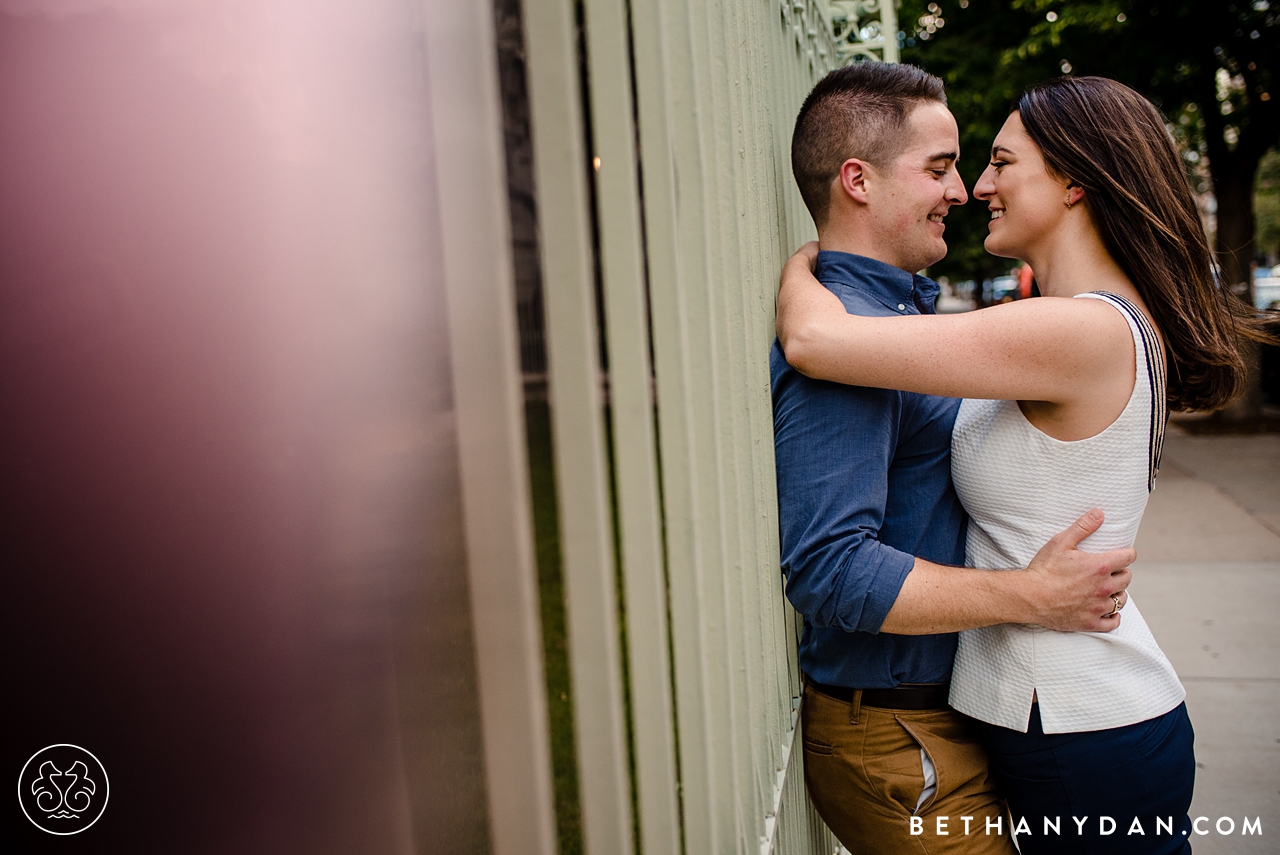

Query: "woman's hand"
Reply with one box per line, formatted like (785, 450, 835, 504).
(776, 242, 845, 373)
(789, 240, 820, 272)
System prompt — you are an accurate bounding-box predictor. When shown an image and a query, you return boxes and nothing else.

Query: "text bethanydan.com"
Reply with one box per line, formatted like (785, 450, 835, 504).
(909, 815, 1262, 838)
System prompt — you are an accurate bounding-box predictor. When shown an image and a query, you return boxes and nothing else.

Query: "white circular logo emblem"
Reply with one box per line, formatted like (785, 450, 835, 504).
(17, 744, 110, 835)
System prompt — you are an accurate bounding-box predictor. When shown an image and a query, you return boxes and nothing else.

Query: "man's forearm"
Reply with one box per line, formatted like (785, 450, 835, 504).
(879, 510, 1133, 635)
(880, 559, 1043, 634)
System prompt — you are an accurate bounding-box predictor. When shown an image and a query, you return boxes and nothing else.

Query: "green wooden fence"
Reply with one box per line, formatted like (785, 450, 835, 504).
(430, 2, 899, 854)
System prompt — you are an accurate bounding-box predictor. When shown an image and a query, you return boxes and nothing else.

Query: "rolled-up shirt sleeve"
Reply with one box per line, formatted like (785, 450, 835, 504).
(772, 355, 916, 635)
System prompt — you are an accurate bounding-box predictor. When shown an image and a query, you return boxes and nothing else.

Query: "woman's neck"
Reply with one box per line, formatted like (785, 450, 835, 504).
(1025, 214, 1137, 302)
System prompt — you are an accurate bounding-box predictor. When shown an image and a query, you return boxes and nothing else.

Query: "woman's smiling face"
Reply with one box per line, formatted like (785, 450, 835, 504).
(974, 111, 1075, 262)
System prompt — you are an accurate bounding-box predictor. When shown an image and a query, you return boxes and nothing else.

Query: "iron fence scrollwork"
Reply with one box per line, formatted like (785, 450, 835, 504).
(780, 0, 900, 72)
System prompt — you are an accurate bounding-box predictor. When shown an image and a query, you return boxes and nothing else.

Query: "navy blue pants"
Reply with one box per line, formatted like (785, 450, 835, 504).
(977, 702, 1195, 855)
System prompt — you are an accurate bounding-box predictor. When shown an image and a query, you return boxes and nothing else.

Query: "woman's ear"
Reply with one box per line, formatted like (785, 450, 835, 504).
(1065, 182, 1085, 208)
(838, 158, 872, 205)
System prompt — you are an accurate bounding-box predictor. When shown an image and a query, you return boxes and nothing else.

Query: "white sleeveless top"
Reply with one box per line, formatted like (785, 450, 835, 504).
(947, 292, 1185, 734)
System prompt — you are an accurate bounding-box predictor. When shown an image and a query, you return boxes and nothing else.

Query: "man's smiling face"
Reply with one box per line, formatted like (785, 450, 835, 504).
(864, 101, 968, 274)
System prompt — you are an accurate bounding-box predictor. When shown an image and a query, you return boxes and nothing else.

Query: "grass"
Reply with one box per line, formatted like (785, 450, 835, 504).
(524, 399, 585, 855)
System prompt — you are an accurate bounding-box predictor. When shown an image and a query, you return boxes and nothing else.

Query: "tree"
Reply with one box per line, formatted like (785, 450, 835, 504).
(1258, 146, 1280, 267)
(899, 0, 1065, 289)
(900, 0, 1279, 414)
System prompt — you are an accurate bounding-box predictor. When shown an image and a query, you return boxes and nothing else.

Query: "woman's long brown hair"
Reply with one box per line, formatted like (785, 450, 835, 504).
(1016, 76, 1276, 412)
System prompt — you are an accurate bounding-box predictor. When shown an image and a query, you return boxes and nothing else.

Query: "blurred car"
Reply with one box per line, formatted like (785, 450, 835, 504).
(987, 275, 1019, 303)
(1259, 268, 1280, 404)
(1254, 275, 1280, 310)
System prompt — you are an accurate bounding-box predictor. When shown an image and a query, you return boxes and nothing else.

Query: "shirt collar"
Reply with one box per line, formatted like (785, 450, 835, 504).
(812, 250, 941, 315)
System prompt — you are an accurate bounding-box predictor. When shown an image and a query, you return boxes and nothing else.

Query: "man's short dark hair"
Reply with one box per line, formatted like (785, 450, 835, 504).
(791, 62, 946, 228)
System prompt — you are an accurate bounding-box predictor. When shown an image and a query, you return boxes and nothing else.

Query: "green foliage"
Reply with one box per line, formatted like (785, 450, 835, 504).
(525, 399, 585, 855)
(1007, 1, 1277, 176)
(899, 0, 1062, 282)
(1258, 147, 1280, 265)
(898, 0, 1280, 281)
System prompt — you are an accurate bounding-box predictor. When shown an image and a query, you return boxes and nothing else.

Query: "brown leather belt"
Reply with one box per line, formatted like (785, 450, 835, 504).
(808, 678, 950, 710)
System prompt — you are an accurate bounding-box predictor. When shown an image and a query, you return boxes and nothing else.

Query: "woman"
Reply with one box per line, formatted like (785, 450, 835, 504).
(776, 76, 1276, 854)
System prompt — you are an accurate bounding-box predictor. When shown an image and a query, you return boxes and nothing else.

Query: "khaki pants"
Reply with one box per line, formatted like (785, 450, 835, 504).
(801, 684, 1016, 855)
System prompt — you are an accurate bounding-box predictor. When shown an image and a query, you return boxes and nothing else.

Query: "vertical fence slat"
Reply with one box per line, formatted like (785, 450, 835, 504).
(724, 2, 784, 833)
(521, 1, 635, 852)
(707, 1, 776, 839)
(662, 1, 746, 849)
(581, 0, 686, 851)
(628, 1, 718, 851)
(881, 0, 901, 63)
(688, 3, 760, 850)
(742, 1, 795, 787)
(424, 1, 558, 852)
(773, 6, 808, 720)
(679, 63, 735, 855)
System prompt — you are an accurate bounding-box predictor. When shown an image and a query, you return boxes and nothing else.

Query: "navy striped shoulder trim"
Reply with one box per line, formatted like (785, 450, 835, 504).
(1087, 292, 1168, 492)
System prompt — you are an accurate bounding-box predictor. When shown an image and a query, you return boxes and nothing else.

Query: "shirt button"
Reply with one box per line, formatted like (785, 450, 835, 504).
(897, 303, 906, 311)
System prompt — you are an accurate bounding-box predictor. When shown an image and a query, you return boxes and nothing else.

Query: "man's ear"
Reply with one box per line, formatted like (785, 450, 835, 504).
(838, 158, 871, 205)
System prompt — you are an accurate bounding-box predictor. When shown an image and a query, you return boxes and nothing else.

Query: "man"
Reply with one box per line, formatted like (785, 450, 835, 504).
(772, 63, 1132, 853)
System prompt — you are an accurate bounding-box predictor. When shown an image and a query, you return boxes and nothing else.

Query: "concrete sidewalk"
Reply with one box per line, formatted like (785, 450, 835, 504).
(1131, 426, 1280, 853)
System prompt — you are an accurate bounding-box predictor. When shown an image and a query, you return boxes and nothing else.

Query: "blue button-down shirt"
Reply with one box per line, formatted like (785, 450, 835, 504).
(771, 251, 968, 688)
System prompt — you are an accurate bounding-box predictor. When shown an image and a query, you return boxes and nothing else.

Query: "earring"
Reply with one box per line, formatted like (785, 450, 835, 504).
(1064, 196, 1074, 209)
